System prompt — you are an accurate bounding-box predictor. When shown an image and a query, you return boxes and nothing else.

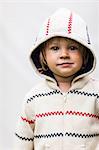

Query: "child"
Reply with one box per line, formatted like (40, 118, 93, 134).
(14, 8, 99, 150)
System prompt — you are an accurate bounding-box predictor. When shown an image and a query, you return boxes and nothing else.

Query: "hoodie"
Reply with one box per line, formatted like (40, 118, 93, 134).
(14, 8, 99, 150)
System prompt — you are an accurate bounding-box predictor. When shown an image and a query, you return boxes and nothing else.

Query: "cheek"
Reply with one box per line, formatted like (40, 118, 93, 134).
(77, 55, 83, 67)
(45, 52, 57, 62)
(72, 53, 83, 66)
(45, 54, 53, 66)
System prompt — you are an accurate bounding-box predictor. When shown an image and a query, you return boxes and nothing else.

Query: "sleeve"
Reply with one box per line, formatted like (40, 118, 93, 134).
(14, 94, 35, 150)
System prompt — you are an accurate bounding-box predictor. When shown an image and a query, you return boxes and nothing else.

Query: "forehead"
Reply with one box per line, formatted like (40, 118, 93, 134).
(45, 37, 79, 45)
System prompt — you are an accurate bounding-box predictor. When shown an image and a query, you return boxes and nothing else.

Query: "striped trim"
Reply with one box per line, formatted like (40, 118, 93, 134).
(34, 132, 63, 138)
(27, 90, 62, 103)
(34, 132, 99, 139)
(86, 26, 91, 44)
(46, 18, 50, 35)
(26, 89, 99, 103)
(68, 12, 72, 34)
(15, 133, 34, 141)
(36, 110, 99, 120)
(69, 90, 99, 99)
(21, 116, 35, 124)
(65, 132, 99, 138)
(15, 132, 99, 141)
(36, 111, 63, 118)
(65, 111, 99, 119)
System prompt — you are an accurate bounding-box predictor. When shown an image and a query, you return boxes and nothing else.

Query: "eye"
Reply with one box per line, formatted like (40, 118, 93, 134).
(50, 46, 59, 51)
(69, 46, 79, 51)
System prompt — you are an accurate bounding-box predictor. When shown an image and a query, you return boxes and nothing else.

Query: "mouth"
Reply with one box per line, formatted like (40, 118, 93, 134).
(57, 62, 74, 67)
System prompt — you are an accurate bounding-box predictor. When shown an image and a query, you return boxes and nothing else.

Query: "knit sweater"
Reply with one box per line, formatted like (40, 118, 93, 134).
(15, 77, 99, 150)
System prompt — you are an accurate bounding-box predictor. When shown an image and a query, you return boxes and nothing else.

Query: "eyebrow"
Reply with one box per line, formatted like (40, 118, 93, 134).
(47, 38, 80, 47)
(49, 41, 79, 46)
(47, 42, 59, 47)
(49, 41, 59, 44)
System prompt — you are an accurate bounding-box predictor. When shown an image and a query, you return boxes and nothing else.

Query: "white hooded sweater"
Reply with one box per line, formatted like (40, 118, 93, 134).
(14, 8, 99, 150)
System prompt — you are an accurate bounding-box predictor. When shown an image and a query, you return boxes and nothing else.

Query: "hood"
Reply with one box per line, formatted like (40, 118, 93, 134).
(30, 8, 96, 83)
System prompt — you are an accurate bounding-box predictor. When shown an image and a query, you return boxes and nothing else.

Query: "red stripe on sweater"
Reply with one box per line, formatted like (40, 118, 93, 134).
(65, 111, 99, 119)
(21, 116, 35, 124)
(68, 13, 72, 34)
(36, 111, 99, 120)
(36, 111, 64, 118)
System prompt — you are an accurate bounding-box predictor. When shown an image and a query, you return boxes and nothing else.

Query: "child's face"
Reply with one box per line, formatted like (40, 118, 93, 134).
(44, 37, 83, 80)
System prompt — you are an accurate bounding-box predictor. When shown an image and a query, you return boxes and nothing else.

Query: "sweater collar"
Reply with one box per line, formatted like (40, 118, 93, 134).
(45, 76, 90, 92)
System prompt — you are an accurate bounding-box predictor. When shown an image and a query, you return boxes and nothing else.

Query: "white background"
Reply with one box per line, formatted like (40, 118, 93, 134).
(0, 0, 99, 149)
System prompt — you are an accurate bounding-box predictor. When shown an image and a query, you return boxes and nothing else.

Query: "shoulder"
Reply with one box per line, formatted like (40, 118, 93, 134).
(90, 78, 99, 85)
(88, 78, 99, 91)
(26, 80, 50, 97)
(24, 79, 54, 104)
(22, 80, 48, 111)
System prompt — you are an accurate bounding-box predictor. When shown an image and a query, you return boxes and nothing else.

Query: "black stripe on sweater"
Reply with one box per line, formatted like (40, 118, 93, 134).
(65, 132, 99, 138)
(27, 90, 63, 103)
(27, 89, 99, 103)
(15, 133, 34, 141)
(69, 90, 99, 98)
(34, 132, 63, 138)
(34, 132, 99, 139)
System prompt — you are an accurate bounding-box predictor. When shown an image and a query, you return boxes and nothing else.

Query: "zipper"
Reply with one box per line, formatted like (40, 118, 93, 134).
(62, 91, 68, 150)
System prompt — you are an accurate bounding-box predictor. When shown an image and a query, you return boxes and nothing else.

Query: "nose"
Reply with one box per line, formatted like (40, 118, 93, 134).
(60, 48, 70, 59)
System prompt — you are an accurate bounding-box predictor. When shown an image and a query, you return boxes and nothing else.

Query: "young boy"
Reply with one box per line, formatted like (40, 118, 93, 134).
(14, 8, 99, 150)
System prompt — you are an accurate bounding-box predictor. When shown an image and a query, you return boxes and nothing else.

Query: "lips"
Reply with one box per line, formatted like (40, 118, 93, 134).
(57, 62, 74, 65)
(57, 62, 74, 67)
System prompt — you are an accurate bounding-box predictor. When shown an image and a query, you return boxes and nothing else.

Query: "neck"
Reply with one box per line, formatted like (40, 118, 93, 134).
(54, 75, 74, 92)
